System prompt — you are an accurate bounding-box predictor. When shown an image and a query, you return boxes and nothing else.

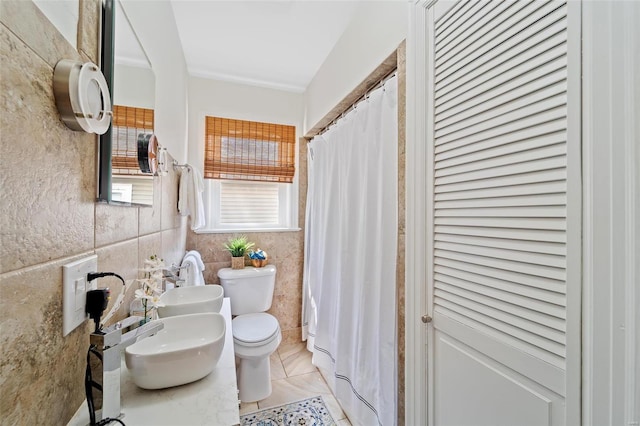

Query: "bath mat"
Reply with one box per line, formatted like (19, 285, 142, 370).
(240, 395, 337, 426)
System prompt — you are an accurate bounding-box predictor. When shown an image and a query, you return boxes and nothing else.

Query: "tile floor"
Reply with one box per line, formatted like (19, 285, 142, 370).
(239, 342, 352, 426)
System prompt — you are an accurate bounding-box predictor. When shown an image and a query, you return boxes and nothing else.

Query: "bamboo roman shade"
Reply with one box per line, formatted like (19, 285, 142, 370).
(204, 116, 295, 183)
(112, 105, 154, 175)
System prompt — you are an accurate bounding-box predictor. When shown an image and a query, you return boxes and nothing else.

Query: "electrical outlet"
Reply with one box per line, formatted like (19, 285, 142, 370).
(62, 255, 97, 336)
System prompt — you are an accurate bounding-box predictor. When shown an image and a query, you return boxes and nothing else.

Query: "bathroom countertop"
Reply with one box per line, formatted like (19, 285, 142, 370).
(68, 298, 240, 426)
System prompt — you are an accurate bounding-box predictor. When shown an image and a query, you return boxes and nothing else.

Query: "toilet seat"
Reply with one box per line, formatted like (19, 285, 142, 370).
(232, 313, 280, 347)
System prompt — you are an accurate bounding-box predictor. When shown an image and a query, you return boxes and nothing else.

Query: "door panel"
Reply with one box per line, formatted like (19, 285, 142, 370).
(435, 330, 563, 426)
(426, 0, 578, 424)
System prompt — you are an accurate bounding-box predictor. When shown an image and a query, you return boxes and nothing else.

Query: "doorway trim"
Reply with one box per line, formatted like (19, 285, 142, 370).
(405, 1, 429, 425)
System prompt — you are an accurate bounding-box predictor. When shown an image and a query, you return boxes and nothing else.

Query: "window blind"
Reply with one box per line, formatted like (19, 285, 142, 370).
(219, 181, 280, 225)
(112, 105, 154, 175)
(204, 116, 295, 183)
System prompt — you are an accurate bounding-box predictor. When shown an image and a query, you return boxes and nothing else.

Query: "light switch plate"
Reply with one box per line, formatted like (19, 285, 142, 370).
(62, 255, 97, 336)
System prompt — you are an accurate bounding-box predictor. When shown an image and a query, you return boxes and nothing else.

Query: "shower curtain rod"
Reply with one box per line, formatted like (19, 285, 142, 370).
(317, 68, 398, 137)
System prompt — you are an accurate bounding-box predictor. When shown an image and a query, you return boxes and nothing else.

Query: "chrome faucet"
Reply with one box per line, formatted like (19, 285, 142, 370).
(163, 263, 187, 288)
(87, 316, 164, 423)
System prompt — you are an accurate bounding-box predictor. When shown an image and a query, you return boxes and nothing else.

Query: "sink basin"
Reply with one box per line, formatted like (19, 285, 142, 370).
(157, 285, 224, 318)
(125, 312, 226, 389)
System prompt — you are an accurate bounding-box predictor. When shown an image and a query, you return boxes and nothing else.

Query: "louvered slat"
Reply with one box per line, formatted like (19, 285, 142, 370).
(435, 1, 562, 82)
(435, 249, 565, 281)
(439, 91, 565, 143)
(435, 0, 492, 51)
(436, 103, 566, 152)
(434, 305, 565, 368)
(436, 79, 566, 139)
(434, 180, 566, 201)
(434, 297, 566, 357)
(435, 14, 568, 103)
(435, 225, 564, 243)
(435, 131, 565, 170)
(436, 169, 566, 193)
(435, 0, 476, 35)
(435, 257, 566, 294)
(435, 205, 565, 218)
(435, 282, 566, 335)
(435, 216, 565, 230)
(434, 233, 566, 255)
(435, 241, 565, 268)
(435, 275, 564, 324)
(435, 71, 567, 131)
(435, 192, 565, 209)
(434, 265, 566, 307)
(437, 37, 567, 117)
(432, 0, 569, 375)
(435, 144, 566, 179)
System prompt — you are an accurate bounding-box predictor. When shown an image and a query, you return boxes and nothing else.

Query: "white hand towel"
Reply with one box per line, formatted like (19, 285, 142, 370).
(189, 167, 206, 231)
(177, 167, 206, 231)
(179, 254, 204, 286)
(183, 252, 205, 285)
(178, 168, 190, 217)
(185, 250, 205, 271)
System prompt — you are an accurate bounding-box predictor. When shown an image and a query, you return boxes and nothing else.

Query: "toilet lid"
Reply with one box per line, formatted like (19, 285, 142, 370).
(232, 313, 279, 344)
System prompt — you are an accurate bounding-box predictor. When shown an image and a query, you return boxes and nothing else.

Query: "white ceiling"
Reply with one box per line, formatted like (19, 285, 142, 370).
(169, 1, 362, 92)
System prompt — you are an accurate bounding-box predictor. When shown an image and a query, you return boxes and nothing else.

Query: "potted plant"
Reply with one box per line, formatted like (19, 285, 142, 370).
(223, 235, 255, 269)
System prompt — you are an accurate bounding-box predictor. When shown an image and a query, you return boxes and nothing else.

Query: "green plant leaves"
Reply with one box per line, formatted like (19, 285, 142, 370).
(223, 235, 255, 257)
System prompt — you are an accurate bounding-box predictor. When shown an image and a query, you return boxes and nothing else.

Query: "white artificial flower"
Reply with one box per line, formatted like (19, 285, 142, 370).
(146, 293, 165, 308)
(145, 280, 162, 295)
(134, 288, 151, 300)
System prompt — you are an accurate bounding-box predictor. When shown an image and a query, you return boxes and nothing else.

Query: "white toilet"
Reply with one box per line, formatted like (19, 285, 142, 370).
(217, 265, 281, 402)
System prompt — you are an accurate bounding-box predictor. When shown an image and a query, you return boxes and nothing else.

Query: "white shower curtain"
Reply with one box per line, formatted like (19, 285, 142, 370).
(303, 76, 398, 426)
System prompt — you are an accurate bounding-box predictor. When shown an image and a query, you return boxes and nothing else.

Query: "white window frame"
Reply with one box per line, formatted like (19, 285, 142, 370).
(200, 178, 299, 233)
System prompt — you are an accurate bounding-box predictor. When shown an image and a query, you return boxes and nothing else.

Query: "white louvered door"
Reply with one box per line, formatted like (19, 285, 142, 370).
(424, 1, 581, 424)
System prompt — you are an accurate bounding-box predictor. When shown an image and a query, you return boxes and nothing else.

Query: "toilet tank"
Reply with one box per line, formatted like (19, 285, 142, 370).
(217, 265, 276, 315)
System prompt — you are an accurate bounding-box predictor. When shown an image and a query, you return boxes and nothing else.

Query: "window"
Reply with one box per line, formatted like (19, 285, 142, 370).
(203, 116, 297, 231)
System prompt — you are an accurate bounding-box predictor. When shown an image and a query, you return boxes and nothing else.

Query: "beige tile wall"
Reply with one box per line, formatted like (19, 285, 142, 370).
(0, 2, 186, 424)
(187, 231, 304, 345)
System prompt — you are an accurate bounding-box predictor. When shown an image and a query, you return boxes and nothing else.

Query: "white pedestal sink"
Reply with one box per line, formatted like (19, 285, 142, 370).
(125, 312, 226, 389)
(157, 285, 224, 318)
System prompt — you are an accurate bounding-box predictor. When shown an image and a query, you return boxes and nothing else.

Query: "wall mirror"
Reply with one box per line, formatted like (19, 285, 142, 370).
(99, 0, 156, 206)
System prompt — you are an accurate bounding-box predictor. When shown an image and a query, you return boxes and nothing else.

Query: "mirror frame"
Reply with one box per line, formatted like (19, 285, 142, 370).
(98, 0, 115, 203)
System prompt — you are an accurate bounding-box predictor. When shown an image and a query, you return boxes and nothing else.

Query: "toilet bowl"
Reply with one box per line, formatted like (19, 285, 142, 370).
(218, 265, 280, 402)
(232, 312, 282, 402)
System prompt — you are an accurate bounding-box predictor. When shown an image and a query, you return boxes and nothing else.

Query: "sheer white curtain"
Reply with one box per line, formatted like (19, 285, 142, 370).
(303, 76, 398, 426)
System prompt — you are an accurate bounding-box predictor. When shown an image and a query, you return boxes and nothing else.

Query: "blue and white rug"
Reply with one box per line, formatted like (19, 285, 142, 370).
(240, 396, 337, 426)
